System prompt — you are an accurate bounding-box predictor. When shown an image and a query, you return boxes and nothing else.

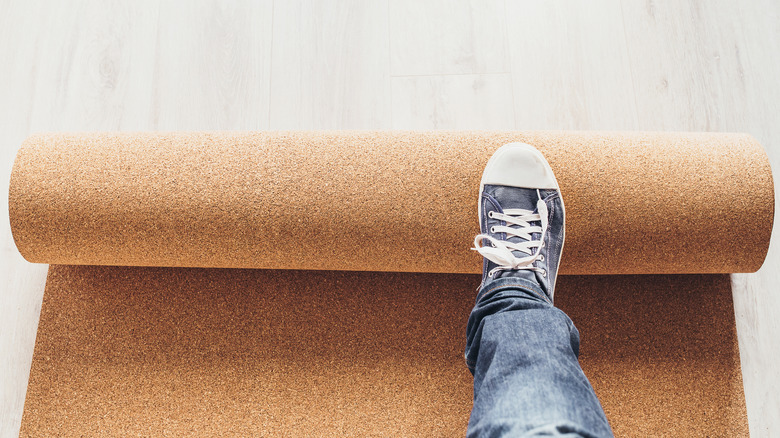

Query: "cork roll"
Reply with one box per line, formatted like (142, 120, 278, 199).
(9, 131, 774, 274)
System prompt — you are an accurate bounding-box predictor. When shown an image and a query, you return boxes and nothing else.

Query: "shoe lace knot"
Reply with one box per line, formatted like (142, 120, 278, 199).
(472, 193, 549, 278)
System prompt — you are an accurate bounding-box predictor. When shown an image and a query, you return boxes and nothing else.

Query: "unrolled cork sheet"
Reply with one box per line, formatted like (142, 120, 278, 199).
(21, 269, 747, 437)
(9, 131, 774, 436)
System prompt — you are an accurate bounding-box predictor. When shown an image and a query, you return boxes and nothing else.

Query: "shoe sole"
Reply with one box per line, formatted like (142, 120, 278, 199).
(478, 143, 566, 294)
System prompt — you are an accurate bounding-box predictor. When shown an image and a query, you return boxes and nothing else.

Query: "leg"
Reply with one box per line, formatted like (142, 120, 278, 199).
(465, 277, 612, 437)
(467, 143, 612, 437)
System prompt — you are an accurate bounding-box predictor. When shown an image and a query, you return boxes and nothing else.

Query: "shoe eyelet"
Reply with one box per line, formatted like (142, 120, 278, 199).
(488, 271, 494, 277)
(487, 211, 494, 219)
(490, 226, 496, 233)
(540, 269, 547, 277)
(539, 255, 545, 262)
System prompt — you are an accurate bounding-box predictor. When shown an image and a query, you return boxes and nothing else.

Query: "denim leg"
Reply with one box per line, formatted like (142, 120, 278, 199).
(465, 277, 613, 438)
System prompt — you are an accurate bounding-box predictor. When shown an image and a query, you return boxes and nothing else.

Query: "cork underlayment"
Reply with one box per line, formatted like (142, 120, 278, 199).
(21, 268, 746, 437)
(9, 131, 773, 436)
(8, 131, 774, 274)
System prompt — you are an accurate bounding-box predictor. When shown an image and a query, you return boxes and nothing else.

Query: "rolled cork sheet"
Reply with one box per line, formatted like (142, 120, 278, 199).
(8, 131, 775, 274)
(10, 131, 771, 436)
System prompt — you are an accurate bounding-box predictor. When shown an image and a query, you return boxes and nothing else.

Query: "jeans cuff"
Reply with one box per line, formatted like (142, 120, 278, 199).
(476, 276, 552, 305)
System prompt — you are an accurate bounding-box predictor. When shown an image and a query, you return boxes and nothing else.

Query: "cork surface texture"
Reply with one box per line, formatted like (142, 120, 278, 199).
(8, 131, 775, 274)
(11, 131, 767, 435)
(20, 267, 746, 436)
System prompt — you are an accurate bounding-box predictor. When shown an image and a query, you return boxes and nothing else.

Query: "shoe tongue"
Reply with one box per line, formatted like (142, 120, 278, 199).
(492, 193, 547, 294)
(491, 186, 539, 211)
(491, 186, 542, 256)
(482, 185, 549, 297)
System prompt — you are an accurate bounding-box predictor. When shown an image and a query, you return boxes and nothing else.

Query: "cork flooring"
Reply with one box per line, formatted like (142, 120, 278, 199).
(21, 267, 746, 436)
(9, 131, 773, 275)
(10, 130, 769, 435)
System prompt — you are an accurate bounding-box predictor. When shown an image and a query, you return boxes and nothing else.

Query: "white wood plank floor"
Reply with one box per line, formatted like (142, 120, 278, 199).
(1, 1, 778, 436)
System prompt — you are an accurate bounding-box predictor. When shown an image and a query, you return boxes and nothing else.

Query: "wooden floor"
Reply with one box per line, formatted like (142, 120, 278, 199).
(1, 1, 778, 436)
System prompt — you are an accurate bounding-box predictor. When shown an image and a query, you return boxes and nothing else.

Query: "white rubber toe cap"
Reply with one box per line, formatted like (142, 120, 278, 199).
(481, 143, 559, 189)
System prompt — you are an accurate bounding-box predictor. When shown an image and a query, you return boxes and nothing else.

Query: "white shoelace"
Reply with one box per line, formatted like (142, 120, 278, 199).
(472, 190, 549, 278)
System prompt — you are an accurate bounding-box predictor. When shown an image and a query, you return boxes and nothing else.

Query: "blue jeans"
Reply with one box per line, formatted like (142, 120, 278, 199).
(465, 277, 613, 437)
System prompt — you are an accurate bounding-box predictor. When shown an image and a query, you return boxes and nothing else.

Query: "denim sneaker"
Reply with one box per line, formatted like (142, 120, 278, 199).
(472, 143, 566, 302)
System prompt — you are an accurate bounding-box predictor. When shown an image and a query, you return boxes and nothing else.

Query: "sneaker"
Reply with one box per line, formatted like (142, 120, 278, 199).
(472, 143, 566, 302)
